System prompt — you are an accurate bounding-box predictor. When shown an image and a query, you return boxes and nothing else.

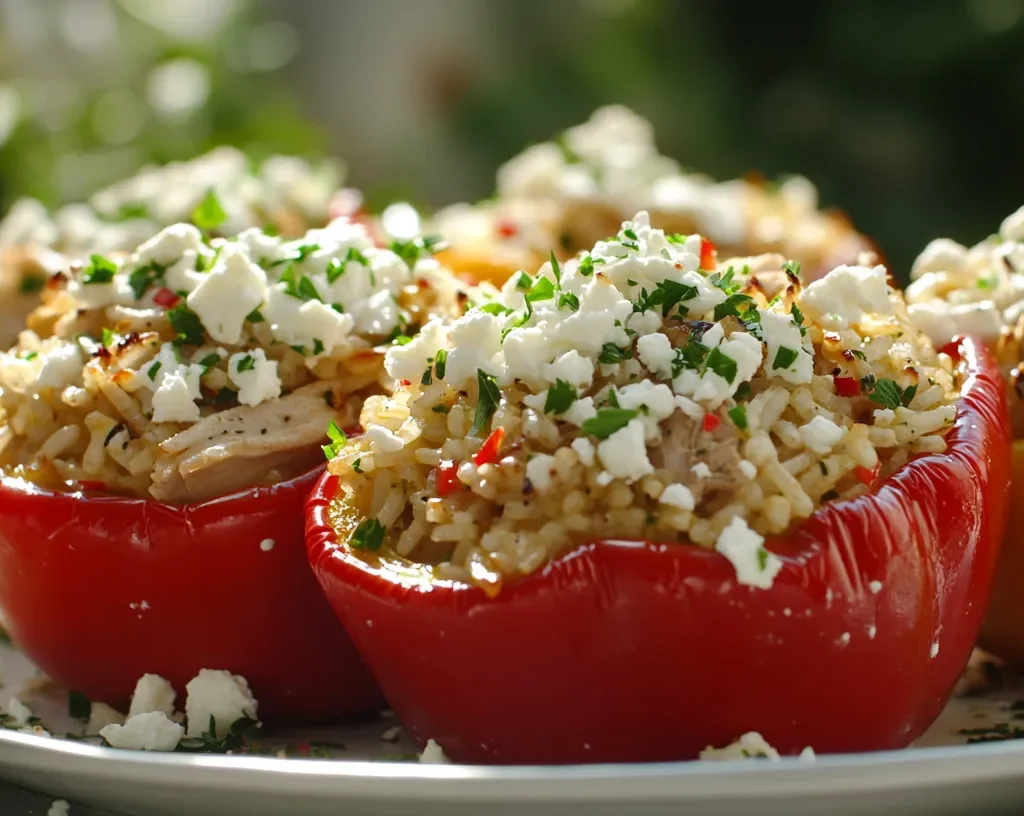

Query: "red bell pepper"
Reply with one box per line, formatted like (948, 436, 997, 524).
(0, 468, 383, 725)
(700, 237, 716, 271)
(834, 376, 860, 397)
(305, 336, 1010, 764)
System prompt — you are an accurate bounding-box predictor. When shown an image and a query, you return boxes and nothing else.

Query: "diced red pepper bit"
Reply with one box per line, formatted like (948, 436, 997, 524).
(152, 287, 181, 308)
(342, 425, 363, 439)
(398, 379, 412, 387)
(702, 413, 720, 432)
(495, 219, 518, 239)
(473, 428, 506, 467)
(855, 463, 881, 486)
(700, 237, 717, 270)
(294, 741, 311, 757)
(435, 460, 461, 497)
(834, 377, 861, 397)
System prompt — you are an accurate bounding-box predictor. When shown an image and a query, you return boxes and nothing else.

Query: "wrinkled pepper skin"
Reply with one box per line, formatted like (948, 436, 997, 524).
(0, 467, 383, 724)
(306, 337, 1010, 764)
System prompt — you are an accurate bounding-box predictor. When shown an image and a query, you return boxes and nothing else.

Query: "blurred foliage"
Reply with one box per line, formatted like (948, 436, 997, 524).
(0, 0, 324, 211)
(448, 0, 1024, 279)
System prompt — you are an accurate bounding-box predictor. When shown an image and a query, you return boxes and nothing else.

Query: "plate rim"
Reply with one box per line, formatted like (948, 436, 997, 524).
(1, 729, 1024, 803)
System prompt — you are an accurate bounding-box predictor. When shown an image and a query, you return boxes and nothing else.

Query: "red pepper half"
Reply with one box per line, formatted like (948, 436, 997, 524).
(0, 468, 383, 725)
(305, 336, 1010, 764)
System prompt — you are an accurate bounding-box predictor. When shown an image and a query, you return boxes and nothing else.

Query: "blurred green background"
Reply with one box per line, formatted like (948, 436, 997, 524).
(1, 0, 1022, 281)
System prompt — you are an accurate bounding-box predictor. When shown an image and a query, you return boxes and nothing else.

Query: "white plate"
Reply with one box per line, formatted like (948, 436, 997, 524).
(1, 643, 1023, 816)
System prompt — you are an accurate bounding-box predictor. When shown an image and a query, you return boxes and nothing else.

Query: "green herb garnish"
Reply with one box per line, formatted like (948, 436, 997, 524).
(772, 346, 800, 371)
(705, 347, 738, 384)
(543, 379, 577, 414)
(82, 254, 117, 285)
(581, 408, 639, 439)
(350, 518, 385, 551)
(470, 369, 500, 436)
(167, 304, 205, 346)
(192, 189, 227, 231)
(728, 404, 748, 430)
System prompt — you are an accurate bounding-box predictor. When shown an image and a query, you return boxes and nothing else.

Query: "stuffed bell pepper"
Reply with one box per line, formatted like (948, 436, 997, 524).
(0, 148, 343, 347)
(0, 213, 459, 724)
(904, 207, 1024, 664)
(431, 106, 873, 287)
(308, 211, 1009, 763)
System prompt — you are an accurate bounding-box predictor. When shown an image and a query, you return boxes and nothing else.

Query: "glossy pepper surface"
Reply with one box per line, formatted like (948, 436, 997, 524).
(0, 467, 383, 724)
(307, 336, 1010, 763)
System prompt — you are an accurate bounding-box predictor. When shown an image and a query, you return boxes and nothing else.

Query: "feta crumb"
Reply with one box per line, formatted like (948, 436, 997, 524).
(7, 698, 33, 726)
(715, 517, 782, 590)
(691, 462, 712, 479)
(799, 415, 847, 454)
(127, 674, 176, 719)
(381, 726, 402, 742)
(259, 538, 275, 552)
(152, 371, 200, 423)
(636, 331, 675, 379)
(36, 344, 84, 390)
(542, 350, 595, 388)
(700, 731, 780, 761)
(868, 580, 883, 594)
(187, 244, 267, 344)
(596, 419, 653, 483)
(797, 264, 894, 329)
(85, 702, 125, 736)
(659, 483, 695, 511)
(571, 437, 595, 467)
(363, 425, 405, 454)
(799, 746, 816, 761)
(184, 670, 258, 739)
(525, 453, 557, 491)
(227, 348, 281, 407)
(930, 641, 940, 658)
(100, 711, 184, 751)
(47, 800, 70, 816)
(760, 311, 812, 384)
(419, 738, 449, 764)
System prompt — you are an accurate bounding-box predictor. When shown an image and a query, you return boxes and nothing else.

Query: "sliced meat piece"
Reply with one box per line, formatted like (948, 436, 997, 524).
(150, 381, 359, 504)
(650, 412, 747, 505)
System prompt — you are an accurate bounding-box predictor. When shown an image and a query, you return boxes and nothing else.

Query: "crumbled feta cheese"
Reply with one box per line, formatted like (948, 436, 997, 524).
(910, 238, 969, 280)
(444, 312, 503, 385)
(596, 419, 653, 483)
(760, 311, 812, 384)
(659, 483, 695, 511)
(7, 698, 33, 726)
(542, 350, 594, 388)
(636, 331, 675, 379)
(525, 453, 557, 491)
(799, 415, 847, 454)
(1001, 206, 1024, 242)
(47, 799, 70, 816)
(184, 670, 258, 739)
(162, 252, 207, 294)
(562, 396, 597, 426)
(907, 300, 1003, 346)
(700, 731, 781, 761)
(127, 674, 176, 719)
(36, 343, 84, 390)
(187, 244, 267, 344)
(227, 349, 281, 407)
(263, 286, 353, 353)
(67, 271, 135, 310)
(133, 223, 205, 268)
(797, 264, 894, 329)
(872, 409, 896, 426)
(363, 425, 405, 454)
(259, 538, 275, 552)
(385, 318, 449, 383)
(100, 711, 184, 751)
(616, 380, 677, 439)
(419, 738, 449, 764)
(715, 516, 782, 590)
(571, 437, 596, 467)
(691, 462, 712, 480)
(799, 746, 816, 761)
(152, 371, 200, 423)
(86, 702, 125, 736)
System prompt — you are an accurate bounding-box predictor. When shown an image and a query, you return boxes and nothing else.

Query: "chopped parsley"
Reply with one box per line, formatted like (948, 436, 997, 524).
(672, 339, 710, 376)
(598, 343, 632, 364)
(389, 235, 445, 268)
(869, 378, 917, 410)
(321, 420, 347, 460)
(977, 274, 998, 290)
(246, 308, 264, 324)
(708, 267, 739, 295)
(68, 691, 91, 721)
(666, 233, 689, 244)
(82, 254, 117, 285)
(641, 279, 698, 317)
(352, 458, 363, 473)
(581, 408, 639, 439)
(213, 386, 238, 406)
(167, 304, 205, 346)
(772, 346, 799, 371)
(549, 251, 562, 283)
(326, 258, 345, 283)
(705, 347, 738, 383)
(127, 262, 165, 300)
(713, 292, 755, 322)
(524, 275, 556, 304)
(297, 275, 322, 301)
(782, 260, 802, 281)
(756, 548, 770, 571)
(543, 379, 577, 414)
(790, 303, 808, 336)
(192, 189, 227, 231)
(350, 518, 386, 551)
(557, 291, 580, 311)
(313, 338, 325, 355)
(147, 361, 162, 381)
(477, 301, 513, 316)
(22, 351, 37, 361)
(434, 349, 448, 379)
(728, 404, 748, 430)
(578, 255, 595, 277)
(734, 381, 753, 401)
(470, 369, 500, 436)
(421, 367, 432, 386)
(850, 349, 867, 361)
(431, 403, 450, 414)
(236, 355, 256, 373)
(197, 353, 221, 372)
(18, 274, 45, 295)
(101, 327, 115, 349)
